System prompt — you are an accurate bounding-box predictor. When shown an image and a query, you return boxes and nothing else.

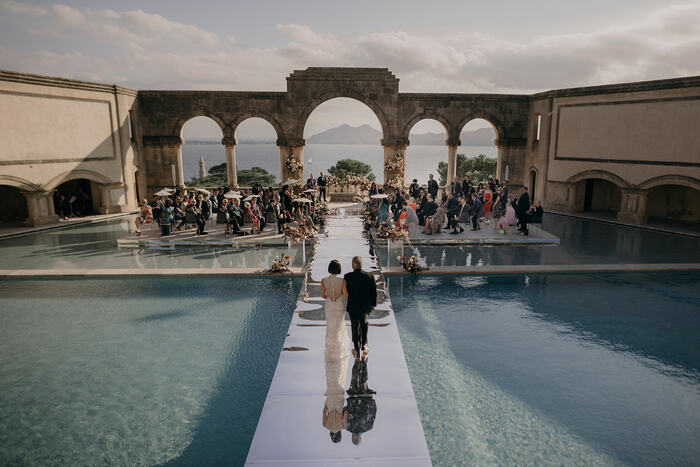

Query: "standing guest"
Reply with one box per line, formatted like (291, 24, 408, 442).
(501, 180, 509, 204)
(516, 186, 531, 235)
(344, 256, 377, 360)
(491, 188, 505, 227)
(306, 173, 316, 190)
(159, 199, 174, 236)
(482, 188, 493, 220)
(427, 174, 438, 199)
(451, 180, 462, 198)
(251, 197, 266, 231)
(470, 193, 483, 231)
(445, 192, 459, 219)
(317, 172, 328, 202)
(461, 176, 470, 198)
(409, 179, 420, 200)
(369, 182, 378, 197)
(376, 199, 390, 228)
(488, 178, 497, 193)
(281, 185, 293, 214)
(194, 196, 207, 235)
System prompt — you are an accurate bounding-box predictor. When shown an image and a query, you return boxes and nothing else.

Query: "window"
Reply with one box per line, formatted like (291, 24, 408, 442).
(535, 114, 542, 142)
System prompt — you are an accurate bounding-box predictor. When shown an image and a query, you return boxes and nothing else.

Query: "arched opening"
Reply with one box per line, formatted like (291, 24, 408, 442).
(645, 185, 700, 227)
(54, 179, 96, 217)
(529, 169, 538, 202)
(574, 178, 621, 215)
(303, 97, 383, 184)
(0, 185, 28, 226)
(234, 118, 280, 187)
(407, 119, 448, 187)
(457, 118, 499, 186)
(181, 116, 224, 187)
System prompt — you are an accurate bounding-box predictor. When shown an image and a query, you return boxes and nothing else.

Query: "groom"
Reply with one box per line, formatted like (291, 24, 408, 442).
(344, 256, 377, 360)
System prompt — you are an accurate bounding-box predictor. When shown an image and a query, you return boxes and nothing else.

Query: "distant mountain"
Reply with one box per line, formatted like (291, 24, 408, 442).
(307, 124, 496, 145)
(308, 124, 381, 144)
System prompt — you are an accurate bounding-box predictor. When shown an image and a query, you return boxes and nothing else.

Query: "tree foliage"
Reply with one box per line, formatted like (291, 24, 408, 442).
(188, 164, 276, 187)
(437, 154, 497, 185)
(328, 158, 376, 181)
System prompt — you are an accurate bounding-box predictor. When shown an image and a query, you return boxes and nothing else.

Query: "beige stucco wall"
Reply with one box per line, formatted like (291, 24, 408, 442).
(543, 85, 700, 187)
(0, 71, 139, 213)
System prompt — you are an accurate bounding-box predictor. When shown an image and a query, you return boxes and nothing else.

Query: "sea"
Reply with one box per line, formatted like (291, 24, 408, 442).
(181, 143, 498, 185)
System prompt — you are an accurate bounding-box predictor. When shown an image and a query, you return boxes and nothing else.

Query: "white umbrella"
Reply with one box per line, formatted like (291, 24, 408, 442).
(303, 189, 318, 193)
(282, 179, 298, 186)
(243, 195, 259, 201)
(196, 188, 212, 195)
(154, 189, 171, 196)
(224, 191, 242, 199)
(293, 198, 312, 203)
(370, 194, 388, 199)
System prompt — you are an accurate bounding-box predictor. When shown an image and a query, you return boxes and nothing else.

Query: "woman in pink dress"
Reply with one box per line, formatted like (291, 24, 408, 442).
(497, 199, 518, 234)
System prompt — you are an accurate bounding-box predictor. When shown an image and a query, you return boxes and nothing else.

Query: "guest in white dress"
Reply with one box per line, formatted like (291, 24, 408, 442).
(321, 259, 351, 442)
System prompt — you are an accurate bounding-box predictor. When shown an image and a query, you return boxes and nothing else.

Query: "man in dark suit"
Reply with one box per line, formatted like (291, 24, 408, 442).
(427, 174, 438, 199)
(517, 186, 531, 235)
(450, 195, 469, 234)
(317, 171, 327, 201)
(409, 179, 420, 200)
(344, 256, 377, 360)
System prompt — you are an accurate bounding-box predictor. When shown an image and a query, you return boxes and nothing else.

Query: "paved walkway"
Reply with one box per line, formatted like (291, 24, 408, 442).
(246, 209, 431, 466)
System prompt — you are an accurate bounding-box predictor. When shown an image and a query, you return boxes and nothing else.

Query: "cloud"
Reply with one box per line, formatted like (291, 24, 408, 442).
(0, 0, 698, 96)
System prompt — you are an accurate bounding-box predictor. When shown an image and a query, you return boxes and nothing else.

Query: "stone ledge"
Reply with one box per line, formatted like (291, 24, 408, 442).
(382, 263, 700, 276)
(0, 267, 305, 278)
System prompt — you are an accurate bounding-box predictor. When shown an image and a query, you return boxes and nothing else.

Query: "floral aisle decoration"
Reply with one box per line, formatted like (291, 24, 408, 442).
(312, 200, 329, 226)
(283, 217, 318, 243)
(262, 254, 291, 273)
(397, 255, 426, 274)
(375, 222, 410, 244)
(384, 153, 405, 189)
(285, 154, 304, 182)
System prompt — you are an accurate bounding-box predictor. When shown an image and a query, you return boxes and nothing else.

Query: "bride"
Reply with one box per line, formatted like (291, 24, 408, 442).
(321, 259, 351, 362)
(321, 259, 352, 443)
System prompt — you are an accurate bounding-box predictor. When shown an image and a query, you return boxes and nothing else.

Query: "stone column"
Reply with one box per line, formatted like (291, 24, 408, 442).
(617, 189, 648, 224)
(142, 136, 184, 194)
(23, 191, 59, 226)
(279, 139, 305, 183)
(495, 137, 527, 187)
(223, 137, 238, 189)
(446, 136, 460, 188)
(382, 140, 407, 188)
(97, 183, 127, 214)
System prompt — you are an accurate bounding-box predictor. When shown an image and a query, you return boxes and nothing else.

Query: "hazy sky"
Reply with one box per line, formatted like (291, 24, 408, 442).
(2, 0, 699, 138)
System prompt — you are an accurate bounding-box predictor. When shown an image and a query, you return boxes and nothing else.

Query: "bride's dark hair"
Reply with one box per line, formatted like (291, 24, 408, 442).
(328, 259, 341, 274)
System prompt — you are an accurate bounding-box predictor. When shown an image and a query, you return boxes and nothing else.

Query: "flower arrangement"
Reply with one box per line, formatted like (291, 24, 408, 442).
(312, 201, 329, 225)
(376, 222, 410, 243)
(397, 255, 425, 274)
(384, 153, 405, 189)
(285, 154, 304, 180)
(262, 254, 291, 273)
(283, 217, 318, 243)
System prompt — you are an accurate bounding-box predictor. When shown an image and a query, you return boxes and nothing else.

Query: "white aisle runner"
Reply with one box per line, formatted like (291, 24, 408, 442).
(246, 209, 431, 466)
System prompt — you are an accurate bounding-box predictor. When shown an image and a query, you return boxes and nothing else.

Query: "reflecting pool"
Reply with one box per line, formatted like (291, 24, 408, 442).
(376, 213, 700, 267)
(0, 217, 307, 270)
(390, 272, 700, 466)
(0, 276, 301, 465)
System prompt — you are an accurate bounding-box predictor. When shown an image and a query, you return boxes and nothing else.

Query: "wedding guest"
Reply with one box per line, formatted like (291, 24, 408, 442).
(409, 179, 420, 200)
(134, 199, 152, 235)
(470, 193, 483, 231)
(497, 200, 518, 234)
(530, 200, 544, 223)
(317, 171, 328, 201)
(516, 186, 531, 235)
(427, 174, 438, 199)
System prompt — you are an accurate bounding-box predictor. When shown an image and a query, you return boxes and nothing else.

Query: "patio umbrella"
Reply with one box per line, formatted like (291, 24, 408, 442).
(154, 189, 172, 196)
(293, 198, 312, 203)
(303, 189, 318, 193)
(224, 191, 242, 199)
(370, 194, 388, 199)
(281, 179, 299, 186)
(243, 195, 260, 201)
(196, 188, 212, 195)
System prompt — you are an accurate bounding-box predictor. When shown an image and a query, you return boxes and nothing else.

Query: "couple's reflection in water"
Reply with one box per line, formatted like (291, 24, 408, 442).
(323, 353, 377, 445)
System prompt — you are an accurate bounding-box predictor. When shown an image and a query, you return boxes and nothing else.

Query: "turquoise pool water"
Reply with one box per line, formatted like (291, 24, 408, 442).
(0, 217, 307, 270)
(377, 213, 700, 267)
(389, 272, 700, 465)
(0, 277, 300, 465)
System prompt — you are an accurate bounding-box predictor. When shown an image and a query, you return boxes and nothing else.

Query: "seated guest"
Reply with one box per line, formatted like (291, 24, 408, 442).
(449, 196, 469, 234)
(497, 200, 519, 234)
(530, 200, 544, 224)
(409, 179, 420, 200)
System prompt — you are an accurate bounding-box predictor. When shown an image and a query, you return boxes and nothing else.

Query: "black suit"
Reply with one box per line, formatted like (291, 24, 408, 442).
(344, 268, 377, 354)
(427, 179, 438, 199)
(517, 192, 531, 233)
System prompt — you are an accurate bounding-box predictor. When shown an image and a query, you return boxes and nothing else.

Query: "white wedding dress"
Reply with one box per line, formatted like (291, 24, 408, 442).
(322, 274, 351, 361)
(322, 274, 351, 433)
